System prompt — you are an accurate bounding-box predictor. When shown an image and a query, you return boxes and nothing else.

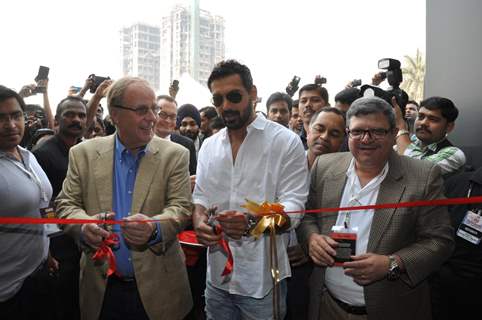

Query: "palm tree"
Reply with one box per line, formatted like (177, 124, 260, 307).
(401, 49, 425, 102)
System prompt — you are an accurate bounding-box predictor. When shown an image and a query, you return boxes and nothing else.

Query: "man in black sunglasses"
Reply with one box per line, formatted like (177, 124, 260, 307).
(192, 60, 309, 320)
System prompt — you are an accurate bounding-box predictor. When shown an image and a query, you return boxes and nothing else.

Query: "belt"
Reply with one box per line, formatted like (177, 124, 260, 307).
(110, 274, 136, 283)
(327, 291, 367, 315)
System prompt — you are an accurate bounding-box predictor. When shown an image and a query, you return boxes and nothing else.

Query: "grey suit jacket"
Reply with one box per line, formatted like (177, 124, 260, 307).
(297, 151, 454, 320)
(55, 135, 193, 320)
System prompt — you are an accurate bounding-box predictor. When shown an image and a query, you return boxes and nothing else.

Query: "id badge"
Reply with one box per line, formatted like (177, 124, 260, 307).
(456, 210, 482, 245)
(330, 226, 357, 266)
(40, 207, 62, 237)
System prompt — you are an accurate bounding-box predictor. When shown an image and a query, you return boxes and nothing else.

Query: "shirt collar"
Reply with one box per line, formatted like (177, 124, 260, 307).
(346, 158, 389, 191)
(115, 134, 147, 159)
(220, 115, 264, 141)
(413, 136, 447, 152)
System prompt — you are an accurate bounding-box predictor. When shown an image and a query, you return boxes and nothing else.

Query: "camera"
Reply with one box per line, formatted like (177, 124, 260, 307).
(360, 58, 408, 115)
(88, 74, 111, 93)
(286, 76, 300, 97)
(350, 79, 362, 87)
(314, 75, 327, 86)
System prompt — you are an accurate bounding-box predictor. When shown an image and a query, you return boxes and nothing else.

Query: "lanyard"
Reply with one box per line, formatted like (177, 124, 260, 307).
(466, 183, 482, 216)
(7, 156, 48, 202)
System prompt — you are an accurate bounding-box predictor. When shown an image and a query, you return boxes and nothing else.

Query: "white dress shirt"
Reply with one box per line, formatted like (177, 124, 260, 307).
(325, 159, 389, 306)
(193, 115, 309, 298)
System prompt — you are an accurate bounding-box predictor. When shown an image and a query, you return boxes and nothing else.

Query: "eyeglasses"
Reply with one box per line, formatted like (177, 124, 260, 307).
(212, 90, 243, 107)
(158, 111, 177, 121)
(347, 128, 391, 140)
(114, 104, 160, 117)
(0, 111, 24, 124)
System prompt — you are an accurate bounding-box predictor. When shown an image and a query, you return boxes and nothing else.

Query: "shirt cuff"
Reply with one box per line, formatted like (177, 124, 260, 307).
(147, 222, 162, 246)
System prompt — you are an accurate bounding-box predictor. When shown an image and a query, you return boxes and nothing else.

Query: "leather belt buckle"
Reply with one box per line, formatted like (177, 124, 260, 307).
(327, 290, 367, 315)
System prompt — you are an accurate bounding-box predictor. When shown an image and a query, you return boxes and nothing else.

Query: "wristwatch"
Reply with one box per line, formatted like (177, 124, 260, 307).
(396, 129, 410, 139)
(387, 255, 401, 281)
(148, 225, 159, 243)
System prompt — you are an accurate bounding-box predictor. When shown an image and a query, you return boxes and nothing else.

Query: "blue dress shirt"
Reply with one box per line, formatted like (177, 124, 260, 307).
(112, 135, 161, 277)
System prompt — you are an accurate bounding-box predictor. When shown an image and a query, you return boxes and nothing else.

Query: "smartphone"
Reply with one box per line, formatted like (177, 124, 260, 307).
(89, 74, 111, 93)
(35, 66, 49, 82)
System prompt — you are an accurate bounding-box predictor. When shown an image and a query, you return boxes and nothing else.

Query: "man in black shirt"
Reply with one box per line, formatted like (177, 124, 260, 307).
(431, 166, 482, 320)
(33, 95, 87, 320)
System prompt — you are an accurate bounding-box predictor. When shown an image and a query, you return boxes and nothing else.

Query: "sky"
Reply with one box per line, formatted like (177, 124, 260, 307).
(0, 0, 425, 113)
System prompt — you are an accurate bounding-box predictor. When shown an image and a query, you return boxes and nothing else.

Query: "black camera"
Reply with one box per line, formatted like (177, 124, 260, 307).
(286, 76, 300, 97)
(351, 79, 362, 87)
(88, 74, 111, 93)
(314, 75, 327, 86)
(360, 58, 408, 115)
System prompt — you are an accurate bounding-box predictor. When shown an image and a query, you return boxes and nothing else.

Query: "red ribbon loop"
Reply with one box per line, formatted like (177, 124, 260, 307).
(91, 233, 119, 277)
(214, 225, 233, 276)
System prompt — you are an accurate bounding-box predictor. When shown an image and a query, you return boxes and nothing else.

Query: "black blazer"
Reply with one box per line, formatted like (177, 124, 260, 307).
(171, 133, 197, 175)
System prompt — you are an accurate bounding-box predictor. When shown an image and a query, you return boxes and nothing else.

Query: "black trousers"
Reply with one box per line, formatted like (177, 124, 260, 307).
(0, 261, 56, 320)
(99, 276, 150, 320)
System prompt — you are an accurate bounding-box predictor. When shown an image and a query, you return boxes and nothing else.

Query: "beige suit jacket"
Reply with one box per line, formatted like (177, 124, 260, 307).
(297, 151, 454, 320)
(55, 135, 193, 320)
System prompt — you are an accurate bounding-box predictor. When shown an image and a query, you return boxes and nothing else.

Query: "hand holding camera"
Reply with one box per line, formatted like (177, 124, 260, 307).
(285, 76, 300, 97)
(169, 80, 179, 98)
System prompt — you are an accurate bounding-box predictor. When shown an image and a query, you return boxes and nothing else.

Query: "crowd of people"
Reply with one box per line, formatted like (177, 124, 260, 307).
(0, 58, 479, 320)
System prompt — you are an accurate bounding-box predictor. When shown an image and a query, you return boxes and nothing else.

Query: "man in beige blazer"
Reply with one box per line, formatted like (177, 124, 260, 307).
(56, 77, 192, 320)
(298, 96, 454, 320)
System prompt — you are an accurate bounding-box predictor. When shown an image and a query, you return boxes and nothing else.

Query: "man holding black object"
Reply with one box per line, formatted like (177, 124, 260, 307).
(298, 96, 454, 320)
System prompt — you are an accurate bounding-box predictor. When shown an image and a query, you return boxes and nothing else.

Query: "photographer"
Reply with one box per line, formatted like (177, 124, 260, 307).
(394, 96, 466, 177)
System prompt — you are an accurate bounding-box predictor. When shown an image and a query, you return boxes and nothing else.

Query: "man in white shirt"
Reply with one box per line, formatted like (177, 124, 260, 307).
(192, 60, 308, 320)
(297, 97, 454, 320)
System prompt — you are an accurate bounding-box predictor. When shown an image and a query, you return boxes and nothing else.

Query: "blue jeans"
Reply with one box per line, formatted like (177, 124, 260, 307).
(205, 280, 287, 320)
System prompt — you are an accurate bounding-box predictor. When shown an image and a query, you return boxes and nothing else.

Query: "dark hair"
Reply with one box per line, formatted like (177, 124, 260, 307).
(56, 96, 87, 117)
(334, 88, 361, 105)
(157, 94, 177, 105)
(207, 59, 253, 91)
(209, 116, 225, 131)
(309, 107, 346, 127)
(298, 84, 329, 104)
(292, 99, 299, 108)
(266, 92, 293, 113)
(0, 85, 26, 111)
(420, 96, 458, 122)
(347, 96, 396, 129)
(407, 100, 420, 109)
(199, 106, 217, 119)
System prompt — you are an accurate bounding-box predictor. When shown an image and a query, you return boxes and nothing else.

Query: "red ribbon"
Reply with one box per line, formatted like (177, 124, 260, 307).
(91, 233, 119, 277)
(214, 225, 234, 276)
(2, 195, 482, 226)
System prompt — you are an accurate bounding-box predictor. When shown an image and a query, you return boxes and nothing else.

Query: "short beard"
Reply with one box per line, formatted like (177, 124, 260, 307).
(223, 100, 253, 130)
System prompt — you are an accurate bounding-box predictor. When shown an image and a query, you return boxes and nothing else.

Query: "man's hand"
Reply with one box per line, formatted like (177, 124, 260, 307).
(216, 210, 248, 240)
(288, 244, 309, 267)
(193, 211, 222, 247)
(190, 175, 196, 192)
(371, 72, 385, 86)
(343, 253, 390, 286)
(308, 233, 338, 267)
(37, 79, 48, 95)
(80, 212, 115, 248)
(18, 84, 36, 98)
(391, 96, 407, 130)
(121, 213, 156, 246)
(93, 79, 113, 99)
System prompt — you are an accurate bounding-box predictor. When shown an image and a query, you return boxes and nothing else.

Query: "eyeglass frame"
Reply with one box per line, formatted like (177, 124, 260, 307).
(113, 104, 160, 117)
(158, 110, 177, 121)
(346, 127, 392, 140)
(211, 90, 243, 107)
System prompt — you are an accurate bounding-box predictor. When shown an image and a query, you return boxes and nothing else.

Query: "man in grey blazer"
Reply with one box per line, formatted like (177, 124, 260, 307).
(298, 97, 454, 320)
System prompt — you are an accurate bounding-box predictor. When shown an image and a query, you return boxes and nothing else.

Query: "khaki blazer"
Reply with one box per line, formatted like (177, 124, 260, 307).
(297, 151, 454, 320)
(55, 135, 193, 320)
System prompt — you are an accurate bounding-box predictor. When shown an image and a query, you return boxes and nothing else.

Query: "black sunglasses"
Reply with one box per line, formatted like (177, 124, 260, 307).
(212, 90, 243, 107)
